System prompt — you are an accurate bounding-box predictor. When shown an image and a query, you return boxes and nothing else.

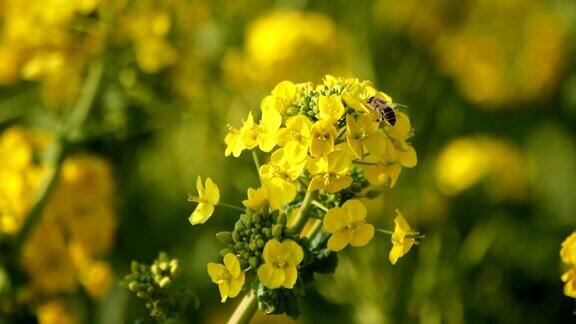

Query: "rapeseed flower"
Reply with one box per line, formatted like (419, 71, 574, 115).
(308, 150, 353, 193)
(188, 176, 220, 225)
(323, 199, 374, 252)
(242, 187, 269, 210)
(389, 211, 420, 265)
(207, 253, 245, 302)
(310, 120, 337, 157)
(257, 239, 304, 289)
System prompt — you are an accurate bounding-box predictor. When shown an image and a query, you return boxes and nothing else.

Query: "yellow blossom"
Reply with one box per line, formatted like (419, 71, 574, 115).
(310, 120, 337, 157)
(269, 80, 298, 115)
(224, 108, 281, 157)
(188, 176, 220, 225)
(386, 112, 417, 168)
(242, 187, 269, 210)
(318, 94, 345, 124)
(562, 268, 576, 298)
(275, 115, 312, 149)
(37, 299, 79, 324)
(363, 163, 402, 188)
(257, 239, 304, 289)
(346, 114, 389, 159)
(323, 199, 374, 252)
(561, 232, 576, 266)
(389, 211, 420, 265)
(207, 253, 245, 302)
(308, 150, 353, 193)
(260, 142, 307, 211)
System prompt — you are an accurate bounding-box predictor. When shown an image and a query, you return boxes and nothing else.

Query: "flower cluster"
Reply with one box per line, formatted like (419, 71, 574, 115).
(121, 252, 197, 321)
(189, 76, 422, 318)
(561, 232, 576, 299)
(0, 127, 116, 316)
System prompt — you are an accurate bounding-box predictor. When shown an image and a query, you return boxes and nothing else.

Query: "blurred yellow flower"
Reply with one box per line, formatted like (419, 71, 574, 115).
(323, 199, 374, 252)
(562, 268, 576, 298)
(260, 142, 307, 211)
(188, 176, 220, 225)
(37, 299, 79, 324)
(223, 11, 349, 88)
(308, 150, 353, 193)
(389, 211, 419, 265)
(207, 253, 245, 302)
(561, 232, 576, 266)
(257, 239, 303, 289)
(436, 136, 528, 200)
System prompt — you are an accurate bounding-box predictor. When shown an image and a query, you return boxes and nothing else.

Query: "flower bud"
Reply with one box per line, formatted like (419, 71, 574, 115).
(216, 231, 234, 245)
(272, 224, 284, 239)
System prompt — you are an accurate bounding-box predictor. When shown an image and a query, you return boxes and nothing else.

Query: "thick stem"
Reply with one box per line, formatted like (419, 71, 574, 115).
(288, 190, 316, 232)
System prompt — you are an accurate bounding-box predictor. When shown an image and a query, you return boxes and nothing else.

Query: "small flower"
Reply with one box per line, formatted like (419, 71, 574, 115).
(363, 163, 402, 188)
(257, 239, 304, 289)
(310, 120, 337, 157)
(224, 108, 281, 157)
(346, 114, 388, 159)
(260, 142, 307, 211)
(242, 187, 269, 210)
(275, 115, 312, 149)
(207, 253, 245, 302)
(389, 211, 420, 265)
(386, 112, 417, 168)
(323, 199, 374, 252)
(318, 94, 345, 124)
(308, 150, 353, 193)
(188, 176, 220, 225)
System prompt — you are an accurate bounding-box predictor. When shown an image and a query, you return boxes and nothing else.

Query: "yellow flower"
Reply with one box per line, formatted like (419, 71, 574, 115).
(386, 112, 417, 168)
(561, 232, 576, 266)
(257, 104, 282, 152)
(37, 299, 79, 324)
(389, 211, 420, 265)
(308, 150, 353, 193)
(224, 108, 281, 157)
(318, 94, 345, 124)
(188, 176, 220, 225)
(346, 114, 389, 159)
(310, 120, 337, 157)
(275, 115, 312, 149)
(207, 253, 245, 302)
(562, 268, 576, 298)
(260, 142, 307, 211)
(257, 239, 304, 289)
(323, 199, 374, 252)
(363, 163, 402, 188)
(242, 187, 269, 210)
(263, 80, 298, 116)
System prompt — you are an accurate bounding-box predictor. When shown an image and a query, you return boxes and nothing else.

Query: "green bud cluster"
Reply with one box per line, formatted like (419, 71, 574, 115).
(216, 208, 298, 270)
(256, 284, 304, 318)
(285, 80, 352, 125)
(121, 252, 195, 322)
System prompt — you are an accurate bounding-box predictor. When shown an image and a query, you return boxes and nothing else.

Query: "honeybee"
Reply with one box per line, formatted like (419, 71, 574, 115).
(365, 96, 399, 126)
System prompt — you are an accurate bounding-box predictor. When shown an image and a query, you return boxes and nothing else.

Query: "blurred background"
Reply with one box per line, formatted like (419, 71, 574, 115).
(0, 0, 575, 323)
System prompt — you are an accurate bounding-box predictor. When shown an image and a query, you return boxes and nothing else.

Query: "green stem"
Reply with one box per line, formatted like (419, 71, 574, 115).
(227, 292, 258, 324)
(311, 200, 329, 213)
(219, 202, 245, 212)
(376, 229, 394, 236)
(352, 160, 377, 166)
(289, 190, 316, 231)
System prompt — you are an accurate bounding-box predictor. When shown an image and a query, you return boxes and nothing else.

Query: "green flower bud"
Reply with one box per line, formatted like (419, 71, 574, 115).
(364, 189, 381, 198)
(131, 261, 140, 274)
(276, 213, 287, 225)
(240, 214, 252, 228)
(249, 257, 259, 269)
(257, 239, 265, 248)
(216, 231, 234, 245)
(232, 230, 241, 243)
(262, 228, 272, 239)
(220, 248, 233, 257)
(272, 224, 284, 239)
(136, 291, 149, 299)
(128, 282, 138, 292)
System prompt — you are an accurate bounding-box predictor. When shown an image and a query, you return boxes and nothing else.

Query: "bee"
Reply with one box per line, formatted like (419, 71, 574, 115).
(365, 96, 399, 126)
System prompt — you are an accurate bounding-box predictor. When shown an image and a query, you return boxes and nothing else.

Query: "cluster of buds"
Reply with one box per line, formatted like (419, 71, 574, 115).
(190, 75, 422, 318)
(121, 252, 194, 320)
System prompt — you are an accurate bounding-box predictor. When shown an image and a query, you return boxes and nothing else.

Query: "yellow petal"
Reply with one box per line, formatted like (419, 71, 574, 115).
(350, 223, 374, 247)
(282, 265, 298, 289)
(281, 240, 304, 265)
(223, 253, 241, 278)
(318, 94, 345, 123)
(327, 230, 353, 252)
(257, 263, 285, 289)
(207, 263, 226, 283)
(262, 239, 282, 263)
(196, 176, 204, 197)
(324, 174, 353, 193)
(389, 244, 404, 265)
(398, 145, 417, 168)
(217, 282, 230, 302)
(228, 272, 245, 298)
(342, 199, 367, 223)
(387, 112, 411, 141)
(323, 206, 348, 233)
(189, 203, 214, 225)
(204, 178, 220, 205)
